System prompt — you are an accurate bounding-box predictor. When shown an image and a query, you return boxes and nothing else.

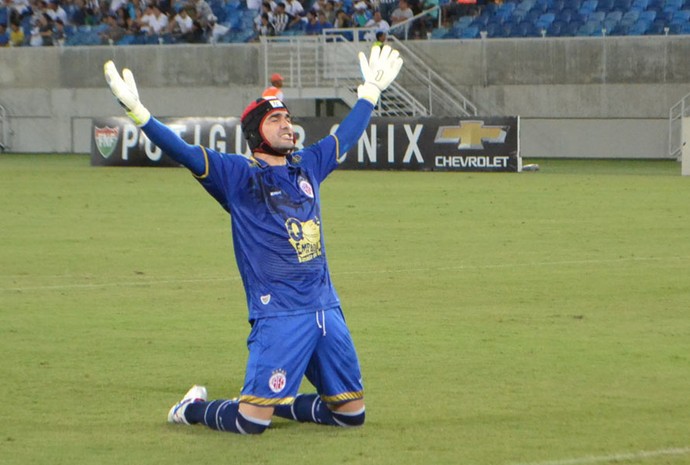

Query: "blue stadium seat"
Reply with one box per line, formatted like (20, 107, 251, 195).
(558, 7, 575, 22)
(620, 9, 641, 25)
(499, 20, 517, 36)
(495, 2, 517, 20)
(627, 17, 652, 32)
(515, 0, 537, 15)
(547, 19, 566, 34)
(459, 25, 479, 38)
(589, 10, 606, 21)
(550, 0, 566, 11)
(646, 18, 668, 32)
(638, 9, 657, 21)
(631, 0, 649, 9)
(515, 19, 540, 35)
(484, 21, 501, 37)
(536, 11, 556, 28)
(580, 0, 599, 13)
(596, 0, 615, 10)
(670, 8, 690, 22)
(525, 8, 542, 22)
(604, 10, 623, 29)
(613, 0, 633, 9)
(430, 26, 449, 38)
(577, 18, 603, 34)
(116, 35, 136, 45)
(563, 19, 584, 34)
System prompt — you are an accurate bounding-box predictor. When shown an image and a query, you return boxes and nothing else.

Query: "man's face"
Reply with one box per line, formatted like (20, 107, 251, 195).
(261, 110, 295, 153)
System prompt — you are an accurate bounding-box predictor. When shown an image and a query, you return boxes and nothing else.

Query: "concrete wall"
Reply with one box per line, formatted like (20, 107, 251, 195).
(1, 37, 688, 157)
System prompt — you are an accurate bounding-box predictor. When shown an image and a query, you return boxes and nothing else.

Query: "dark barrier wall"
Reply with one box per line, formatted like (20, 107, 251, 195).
(92, 116, 520, 172)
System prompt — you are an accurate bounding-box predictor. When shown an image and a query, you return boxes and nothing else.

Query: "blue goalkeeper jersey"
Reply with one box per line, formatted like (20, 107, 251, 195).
(141, 99, 375, 321)
(197, 136, 341, 320)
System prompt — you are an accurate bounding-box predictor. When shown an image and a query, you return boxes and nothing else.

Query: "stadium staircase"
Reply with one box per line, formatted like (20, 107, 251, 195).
(261, 33, 478, 117)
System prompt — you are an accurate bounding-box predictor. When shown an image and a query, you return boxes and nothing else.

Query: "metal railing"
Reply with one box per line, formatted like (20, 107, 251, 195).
(669, 92, 690, 160)
(261, 21, 478, 117)
(262, 34, 428, 116)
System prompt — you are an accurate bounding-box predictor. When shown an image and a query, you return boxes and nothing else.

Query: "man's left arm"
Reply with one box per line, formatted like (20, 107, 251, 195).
(301, 45, 404, 180)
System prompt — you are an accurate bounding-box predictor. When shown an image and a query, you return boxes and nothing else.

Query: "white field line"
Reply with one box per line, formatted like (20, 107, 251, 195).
(0, 255, 688, 293)
(511, 446, 690, 465)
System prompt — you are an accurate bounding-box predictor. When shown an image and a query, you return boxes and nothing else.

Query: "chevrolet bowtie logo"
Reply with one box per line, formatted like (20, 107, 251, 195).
(435, 121, 508, 150)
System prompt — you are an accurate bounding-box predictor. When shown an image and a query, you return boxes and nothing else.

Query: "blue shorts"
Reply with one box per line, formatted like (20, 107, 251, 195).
(238, 307, 364, 406)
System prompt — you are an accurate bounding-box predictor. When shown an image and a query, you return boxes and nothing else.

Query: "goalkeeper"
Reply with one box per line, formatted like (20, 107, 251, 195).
(104, 46, 403, 435)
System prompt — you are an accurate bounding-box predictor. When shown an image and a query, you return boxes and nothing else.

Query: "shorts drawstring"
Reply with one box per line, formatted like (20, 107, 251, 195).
(315, 310, 326, 336)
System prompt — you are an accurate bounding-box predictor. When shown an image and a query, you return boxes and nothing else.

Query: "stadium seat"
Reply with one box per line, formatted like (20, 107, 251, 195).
(613, 0, 633, 9)
(627, 17, 652, 33)
(563, 19, 584, 34)
(547, 19, 566, 35)
(513, 20, 537, 35)
(575, 18, 600, 34)
(631, 0, 650, 9)
(596, 0, 615, 10)
(499, 20, 517, 36)
(670, 9, 690, 22)
(495, 2, 517, 21)
(580, 0, 599, 14)
(603, 10, 623, 29)
(620, 9, 641, 25)
(459, 25, 479, 38)
(484, 21, 501, 37)
(536, 11, 556, 28)
(558, 7, 575, 22)
(639, 9, 657, 21)
(589, 10, 606, 21)
(116, 35, 136, 45)
(550, 0, 566, 11)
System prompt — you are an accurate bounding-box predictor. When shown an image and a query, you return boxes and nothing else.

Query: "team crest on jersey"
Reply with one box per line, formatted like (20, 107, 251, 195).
(299, 178, 314, 198)
(260, 294, 271, 305)
(269, 369, 287, 393)
(94, 126, 120, 159)
(285, 217, 322, 263)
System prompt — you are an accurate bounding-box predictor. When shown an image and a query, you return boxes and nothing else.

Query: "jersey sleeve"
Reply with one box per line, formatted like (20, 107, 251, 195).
(141, 117, 252, 211)
(194, 147, 255, 211)
(140, 117, 206, 176)
(297, 99, 375, 183)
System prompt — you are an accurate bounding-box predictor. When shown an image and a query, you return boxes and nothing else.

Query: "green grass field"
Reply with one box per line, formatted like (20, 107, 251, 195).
(2, 154, 689, 465)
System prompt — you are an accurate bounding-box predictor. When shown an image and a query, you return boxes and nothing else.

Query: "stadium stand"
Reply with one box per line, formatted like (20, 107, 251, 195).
(444, 0, 690, 38)
(5, 0, 690, 45)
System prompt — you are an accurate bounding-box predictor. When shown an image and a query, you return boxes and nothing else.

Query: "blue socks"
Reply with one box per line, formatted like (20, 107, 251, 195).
(273, 393, 365, 427)
(182, 394, 364, 434)
(185, 400, 271, 435)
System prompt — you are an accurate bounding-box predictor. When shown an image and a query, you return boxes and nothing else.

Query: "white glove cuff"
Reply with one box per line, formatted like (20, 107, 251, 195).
(357, 82, 381, 106)
(127, 103, 151, 127)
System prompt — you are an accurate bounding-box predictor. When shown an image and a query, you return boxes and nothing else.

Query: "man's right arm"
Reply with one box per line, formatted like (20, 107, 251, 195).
(103, 60, 206, 176)
(140, 117, 206, 176)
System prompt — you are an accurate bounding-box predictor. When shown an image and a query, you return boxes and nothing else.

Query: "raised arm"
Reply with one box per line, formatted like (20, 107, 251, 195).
(103, 61, 206, 176)
(334, 45, 404, 153)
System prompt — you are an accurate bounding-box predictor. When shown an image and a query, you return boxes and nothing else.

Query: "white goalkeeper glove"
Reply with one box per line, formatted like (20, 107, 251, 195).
(103, 60, 151, 127)
(357, 45, 404, 105)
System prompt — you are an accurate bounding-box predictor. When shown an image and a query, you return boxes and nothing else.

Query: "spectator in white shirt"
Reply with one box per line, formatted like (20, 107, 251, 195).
(148, 4, 169, 35)
(169, 7, 193, 35)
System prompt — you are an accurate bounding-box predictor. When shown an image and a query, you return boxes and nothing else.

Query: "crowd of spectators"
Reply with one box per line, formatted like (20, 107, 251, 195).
(0, 0, 468, 46)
